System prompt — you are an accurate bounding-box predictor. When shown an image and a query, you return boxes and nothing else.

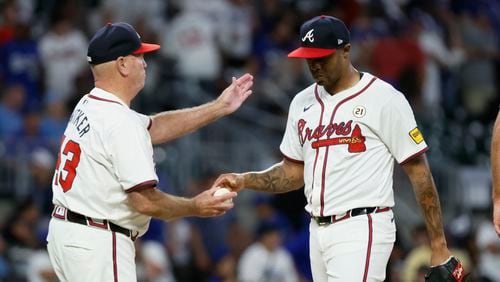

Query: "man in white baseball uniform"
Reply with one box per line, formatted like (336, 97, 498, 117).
(46, 22, 253, 281)
(214, 16, 465, 281)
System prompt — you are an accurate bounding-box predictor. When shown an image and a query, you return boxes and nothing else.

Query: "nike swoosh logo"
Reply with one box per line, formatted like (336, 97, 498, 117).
(303, 104, 313, 112)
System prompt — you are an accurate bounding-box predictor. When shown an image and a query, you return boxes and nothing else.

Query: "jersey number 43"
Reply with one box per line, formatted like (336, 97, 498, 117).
(54, 135, 82, 192)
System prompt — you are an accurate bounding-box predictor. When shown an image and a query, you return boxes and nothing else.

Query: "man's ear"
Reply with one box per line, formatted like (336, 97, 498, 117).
(116, 56, 129, 77)
(342, 44, 351, 58)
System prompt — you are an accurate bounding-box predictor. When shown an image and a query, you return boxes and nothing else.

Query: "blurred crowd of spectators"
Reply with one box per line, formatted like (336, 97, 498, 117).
(0, 0, 499, 281)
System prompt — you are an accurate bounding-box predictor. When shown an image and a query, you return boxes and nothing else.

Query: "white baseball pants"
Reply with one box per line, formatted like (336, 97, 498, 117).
(47, 218, 137, 282)
(309, 209, 396, 282)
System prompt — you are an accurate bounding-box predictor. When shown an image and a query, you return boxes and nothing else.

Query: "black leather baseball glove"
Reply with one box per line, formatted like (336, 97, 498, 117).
(424, 256, 468, 282)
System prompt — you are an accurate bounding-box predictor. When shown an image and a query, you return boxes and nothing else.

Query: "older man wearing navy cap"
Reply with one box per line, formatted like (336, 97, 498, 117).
(214, 15, 466, 281)
(46, 22, 253, 281)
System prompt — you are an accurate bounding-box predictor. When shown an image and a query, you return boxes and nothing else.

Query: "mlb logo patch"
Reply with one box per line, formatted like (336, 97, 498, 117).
(409, 127, 424, 144)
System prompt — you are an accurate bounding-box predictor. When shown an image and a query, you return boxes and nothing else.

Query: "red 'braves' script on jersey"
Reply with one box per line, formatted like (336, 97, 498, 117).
(298, 119, 366, 152)
(298, 119, 352, 145)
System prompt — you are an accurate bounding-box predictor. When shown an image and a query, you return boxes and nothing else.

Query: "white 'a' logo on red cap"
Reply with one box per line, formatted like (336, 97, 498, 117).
(302, 29, 314, 43)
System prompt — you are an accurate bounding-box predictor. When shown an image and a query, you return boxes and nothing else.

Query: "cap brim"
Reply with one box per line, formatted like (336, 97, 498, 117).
(287, 47, 336, 58)
(133, 43, 161, 54)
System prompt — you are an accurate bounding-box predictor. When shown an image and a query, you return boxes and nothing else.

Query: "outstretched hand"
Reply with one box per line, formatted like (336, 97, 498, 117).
(217, 73, 254, 115)
(213, 173, 245, 192)
(192, 186, 237, 217)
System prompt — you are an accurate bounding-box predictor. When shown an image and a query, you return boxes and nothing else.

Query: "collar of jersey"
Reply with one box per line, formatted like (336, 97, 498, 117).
(88, 87, 129, 108)
(319, 72, 373, 100)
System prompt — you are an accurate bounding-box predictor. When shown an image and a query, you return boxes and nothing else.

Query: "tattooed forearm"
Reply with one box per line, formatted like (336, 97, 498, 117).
(243, 161, 304, 193)
(413, 171, 445, 242)
(403, 155, 447, 247)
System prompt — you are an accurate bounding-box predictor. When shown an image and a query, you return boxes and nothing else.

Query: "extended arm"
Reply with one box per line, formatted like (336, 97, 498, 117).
(213, 158, 304, 193)
(148, 74, 253, 144)
(402, 154, 451, 265)
(127, 186, 236, 221)
(491, 112, 500, 236)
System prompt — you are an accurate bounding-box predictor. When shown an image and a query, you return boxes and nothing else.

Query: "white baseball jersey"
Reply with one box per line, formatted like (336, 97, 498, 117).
(280, 72, 428, 217)
(52, 87, 158, 235)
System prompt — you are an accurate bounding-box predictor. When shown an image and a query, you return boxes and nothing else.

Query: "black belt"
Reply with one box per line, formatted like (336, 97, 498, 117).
(312, 207, 391, 226)
(52, 205, 138, 241)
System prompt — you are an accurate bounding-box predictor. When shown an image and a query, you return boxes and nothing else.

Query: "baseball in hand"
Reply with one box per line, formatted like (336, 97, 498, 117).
(213, 187, 233, 204)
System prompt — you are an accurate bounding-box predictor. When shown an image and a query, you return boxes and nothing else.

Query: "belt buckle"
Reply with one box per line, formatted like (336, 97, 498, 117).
(357, 208, 369, 216)
(366, 207, 376, 214)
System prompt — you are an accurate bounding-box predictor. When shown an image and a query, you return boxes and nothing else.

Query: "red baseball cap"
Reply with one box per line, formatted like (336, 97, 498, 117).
(288, 15, 350, 59)
(87, 22, 160, 65)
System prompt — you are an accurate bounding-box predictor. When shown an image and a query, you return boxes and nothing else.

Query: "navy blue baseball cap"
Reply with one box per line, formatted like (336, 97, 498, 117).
(288, 15, 350, 59)
(87, 22, 160, 65)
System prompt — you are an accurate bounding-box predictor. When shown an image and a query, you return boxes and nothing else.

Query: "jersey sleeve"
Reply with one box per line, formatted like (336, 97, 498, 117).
(106, 113, 158, 192)
(378, 91, 428, 164)
(136, 112, 153, 130)
(279, 98, 304, 163)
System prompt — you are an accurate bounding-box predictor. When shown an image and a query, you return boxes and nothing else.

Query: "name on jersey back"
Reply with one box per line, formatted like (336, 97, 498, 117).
(69, 108, 90, 137)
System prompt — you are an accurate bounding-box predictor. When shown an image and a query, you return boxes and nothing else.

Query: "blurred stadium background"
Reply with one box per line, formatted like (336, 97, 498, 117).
(0, 0, 498, 281)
